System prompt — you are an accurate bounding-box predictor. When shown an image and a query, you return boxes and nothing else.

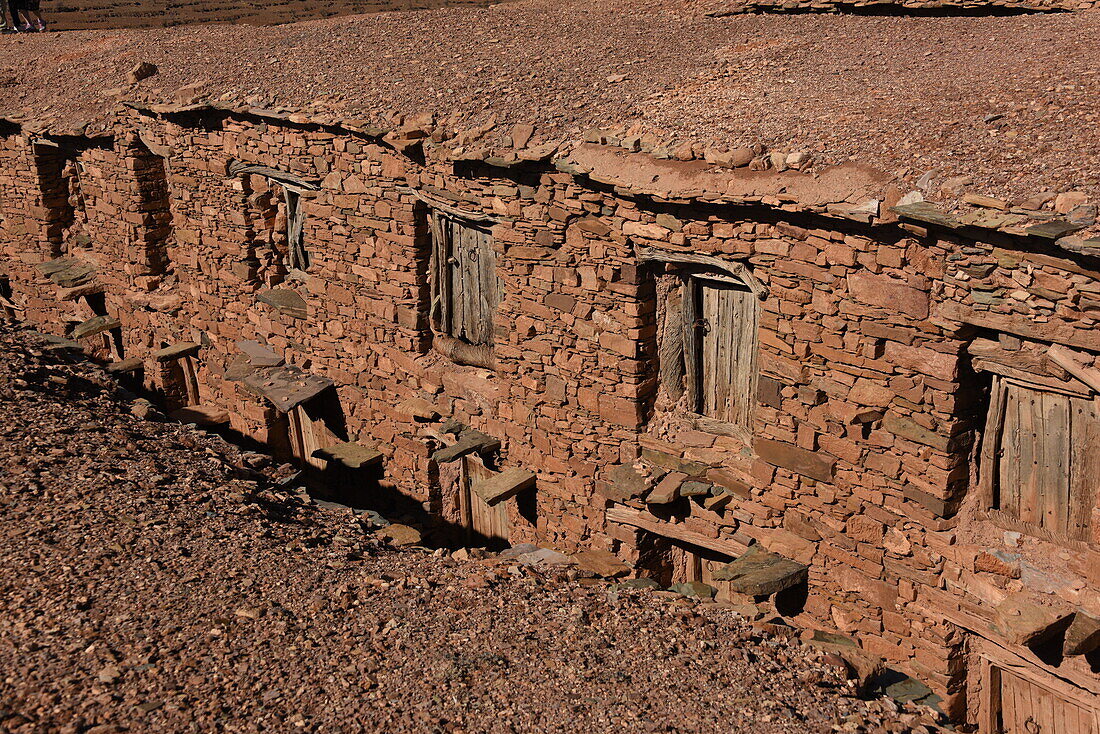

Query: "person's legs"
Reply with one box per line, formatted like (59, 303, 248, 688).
(29, 9, 42, 29)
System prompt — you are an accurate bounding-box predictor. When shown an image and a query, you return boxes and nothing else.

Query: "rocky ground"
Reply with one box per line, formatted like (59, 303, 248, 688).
(0, 322, 944, 733)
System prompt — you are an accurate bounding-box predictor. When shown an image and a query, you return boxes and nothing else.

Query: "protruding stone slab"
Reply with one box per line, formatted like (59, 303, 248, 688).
(431, 430, 501, 464)
(312, 441, 384, 470)
(237, 340, 284, 367)
(669, 581, 716, 599)
(1062, 611, 1100, 657)
(170, 405, 230, 426)
(994, 593, 1073, 646)
(71, 315, 120, 340)
(753, 437, 835, 482)
(257, 288, 307, 319)
(571, 548, 631, 578)
(36, 257, 97, 288)
(106, 356, 143, 374)
(713, 545, 808, 596)
(153, 342, 201, 362)
(243, 365, 334, 412)
(679, 480, 713, 497)
(471, 467, 535, 506)
(645, 471, 685, 504)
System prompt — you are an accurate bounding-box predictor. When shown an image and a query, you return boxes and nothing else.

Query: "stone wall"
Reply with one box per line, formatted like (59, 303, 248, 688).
(1, 108, 1097, 726)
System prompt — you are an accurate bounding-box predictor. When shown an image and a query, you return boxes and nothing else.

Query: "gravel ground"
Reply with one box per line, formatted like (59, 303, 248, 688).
(0, 0, 1098, 203)
(0, 322, 944, 733)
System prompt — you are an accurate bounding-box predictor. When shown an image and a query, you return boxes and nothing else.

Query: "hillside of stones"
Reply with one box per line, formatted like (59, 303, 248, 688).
(40, 0, 492, 32)
(0, 322, 946, 733)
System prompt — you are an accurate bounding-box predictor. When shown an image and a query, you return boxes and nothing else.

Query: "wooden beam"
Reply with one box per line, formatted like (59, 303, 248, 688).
(605, 505, 749, 557)
(406, 187, 503, 224)
(1047, 344, 1100, 394)
(635, 245, 767, 299)
(227, 160, 320, 191)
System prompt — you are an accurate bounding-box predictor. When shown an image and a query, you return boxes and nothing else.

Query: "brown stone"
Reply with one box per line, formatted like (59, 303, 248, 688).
(994, 593, 1073, 646)
(713, 545, 808, 596)
(1062, 612, 1100, 657)
(752, 438, 835, 482)
(645, 471, 686, 504)
(571, 549, 631, 578)
(847, 273, 929, 319)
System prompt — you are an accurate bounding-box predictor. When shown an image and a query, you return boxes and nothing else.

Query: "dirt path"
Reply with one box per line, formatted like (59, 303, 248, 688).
(0, 324, 941, 733)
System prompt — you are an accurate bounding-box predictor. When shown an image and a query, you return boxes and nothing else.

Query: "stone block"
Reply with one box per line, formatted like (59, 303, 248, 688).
(752, 437, 835, 482)
(713, 545, 808, 596)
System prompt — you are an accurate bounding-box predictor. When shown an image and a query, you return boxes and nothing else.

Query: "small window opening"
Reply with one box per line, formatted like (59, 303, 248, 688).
(232, 162, 317, 285)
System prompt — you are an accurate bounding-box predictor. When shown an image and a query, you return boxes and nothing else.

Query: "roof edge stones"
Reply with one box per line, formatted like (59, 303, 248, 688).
(2, 101, 1096, 258)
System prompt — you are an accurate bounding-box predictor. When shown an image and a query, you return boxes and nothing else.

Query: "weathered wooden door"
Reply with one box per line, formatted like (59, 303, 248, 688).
(432, 212, 498, 346)
(460, 454, 510, 547)
(988, 378, 1099, 541)
(695, 277, 758, 428)
(988, 665, 1099, 734)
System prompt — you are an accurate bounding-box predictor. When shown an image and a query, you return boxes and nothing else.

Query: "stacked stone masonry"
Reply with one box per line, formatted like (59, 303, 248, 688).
(0, 106, 1097, 731)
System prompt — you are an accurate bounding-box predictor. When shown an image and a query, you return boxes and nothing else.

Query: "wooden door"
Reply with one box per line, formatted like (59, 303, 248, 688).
(460, 454, 510, 547)
(432, 213, 497, 346)
(989, 379, 1099, 541)
(695, 277, 757, 428)
(988, 665, 1099, 734)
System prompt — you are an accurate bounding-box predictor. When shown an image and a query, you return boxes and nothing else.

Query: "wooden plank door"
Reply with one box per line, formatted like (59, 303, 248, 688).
(994, 380, 1097, 541)
(696, 278, 757, 428)
(439, 215, 497, 346)
(992, 665, 1098, 734)
(460, 454, 510, 547)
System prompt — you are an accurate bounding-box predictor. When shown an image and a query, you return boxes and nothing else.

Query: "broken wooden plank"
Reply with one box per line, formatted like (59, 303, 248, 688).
(635, 245, 766, 298)
(153, 342, 201, 362)
(1047, 344, 1100, 394)
(407, 186, 503, 224)
(605, 505, 749, 557)
(105, 356, 143, 374)
(470, 467, 536, 506)
(312, 441, 384, 470)
(227, 160, 320, 191)
(712, 545, 808, 596)
(993, 593, 1073, 646)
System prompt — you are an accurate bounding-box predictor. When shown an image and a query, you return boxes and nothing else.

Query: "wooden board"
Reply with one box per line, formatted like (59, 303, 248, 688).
(288, 400, 341, 471)
(432, 212, 498, 347)
(988, 663, 1099, 734)
(460, 454, 510, 546)
(988, 377, 1097, 542)
(695, 278, 757, 429)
